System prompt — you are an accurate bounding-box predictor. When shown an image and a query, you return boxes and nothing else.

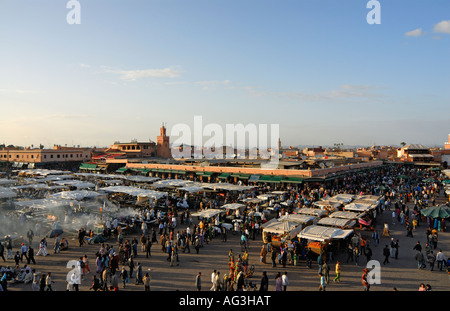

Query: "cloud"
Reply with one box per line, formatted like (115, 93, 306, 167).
(106, 67, 182, 81)
(433, 20, 450, 34)
(195, 80, 231, 90)
(244, 84, 383, 103)
(405, 28, 425, 37)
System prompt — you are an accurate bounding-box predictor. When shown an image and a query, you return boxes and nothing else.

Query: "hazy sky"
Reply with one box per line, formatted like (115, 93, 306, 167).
(1, 0, 449, 149)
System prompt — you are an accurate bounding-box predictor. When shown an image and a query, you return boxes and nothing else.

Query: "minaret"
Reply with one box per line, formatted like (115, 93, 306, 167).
(157, 123, 172, 158)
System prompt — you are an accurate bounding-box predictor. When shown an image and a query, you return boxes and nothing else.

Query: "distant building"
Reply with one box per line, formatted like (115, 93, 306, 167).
(445, 134, 450, 150)
(397, 144, 433, 163)
(303, 146, 325, 157)
(0, 145, 91, 168)
(157, 124, 172, 159)
(108, 140, 157, 158)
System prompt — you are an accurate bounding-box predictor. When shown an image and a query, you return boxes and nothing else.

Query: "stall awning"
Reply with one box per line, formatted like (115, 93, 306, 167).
(80, 163, 98, 170)
(115, 167, 128, 173)
(249, 175, 260, 182)
(298, 225, 354, 242)
(281, 177, 303, 184)
(218, 173, 231, 179)
(257, 175, 282, 183)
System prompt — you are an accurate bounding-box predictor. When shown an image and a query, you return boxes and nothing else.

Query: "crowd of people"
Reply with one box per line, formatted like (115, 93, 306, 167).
(1, 163, 449, 291)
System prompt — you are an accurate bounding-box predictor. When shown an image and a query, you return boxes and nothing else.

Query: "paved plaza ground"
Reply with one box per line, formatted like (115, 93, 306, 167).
(4, 195, 449, 292)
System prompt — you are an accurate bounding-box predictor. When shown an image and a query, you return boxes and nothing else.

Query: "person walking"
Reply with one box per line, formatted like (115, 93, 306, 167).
(135, 262, 143, 285)
(318, 273, 326, 291)
(346, 244, 354, 263)
(333, 261, 341, 283)
(0, 242, 5, 262)
(45, 272, 54, 291)
(260, 244, 267, 264)
(145, 239, 152, 258)
(143, 272, 151, 291)
(210, 269, 216, 291)
(195, 272, 201, 291)
(6, 239, 13, 260)
(120, 267, 129, 288)
(427, 251, 436, 271)
(54, 235, 61, 254)
(212, 271, 221, 291)
(361, 268, 370, 291)
(259, 271, 268, 291)
(27, 229, 34, 247)
(83, 254, 90, 275)
(415, 251, 425, 269)
(281, 272, 289, 291)
(383, 245, 390, 265)
(365, 245, 373, 262)
(20, 243, 29, 263)
(354, 246, 360, 266)
(89, 275, 101, 291)
(394, 240, 400, 259)
(271, 249, 277, 267)
(436, 249, 446, 271)
(275, 272, 282, 291)
(322, 261, 330, 284)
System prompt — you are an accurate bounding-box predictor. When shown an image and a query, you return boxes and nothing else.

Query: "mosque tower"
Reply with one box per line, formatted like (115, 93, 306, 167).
(157, 123, 172, 158)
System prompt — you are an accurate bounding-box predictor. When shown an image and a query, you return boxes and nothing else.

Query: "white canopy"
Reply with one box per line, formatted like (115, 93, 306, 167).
(298, 225, 353, 242)
(294, 207, 327, 217)
(18, 169, 71, 176)
(73, 173, 127, 180)
(125, 176, 160, 183)
(257, 194, 275, 200)
(329, 194, 355, 203)
(202, 183, 254, 192)
(191, 209, 224, 218)
(329, 211, 361, 219)
(221, 203, 245, 210)
(101, 186, 167, 200)
(263, 220, 302, 237)
(240, 197, 263, 204)
(53, 180, 95, 189)
(178, 186, 204, 193)
(312, 200, 342, 209)
(51, 190, 102, 200)
(11, 184, 66, 191)
(151, 179, 192, 188)
(343, 202, 374, 212)
(0, 187, 17, 198)
(444, 169, 450, 178)
(317, 217, 356, 228)
(0, 179, 16, 186)
(278, 214, 317, 224)
(15, 198, 76, 210)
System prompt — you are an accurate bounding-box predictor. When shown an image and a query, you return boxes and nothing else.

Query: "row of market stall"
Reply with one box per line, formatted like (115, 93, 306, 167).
(259, 193, 381, 254)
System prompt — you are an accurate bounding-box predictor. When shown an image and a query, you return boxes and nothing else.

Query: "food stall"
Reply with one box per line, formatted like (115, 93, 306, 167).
(297, 225, 354, 255)
(262, 220, 303, 247)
